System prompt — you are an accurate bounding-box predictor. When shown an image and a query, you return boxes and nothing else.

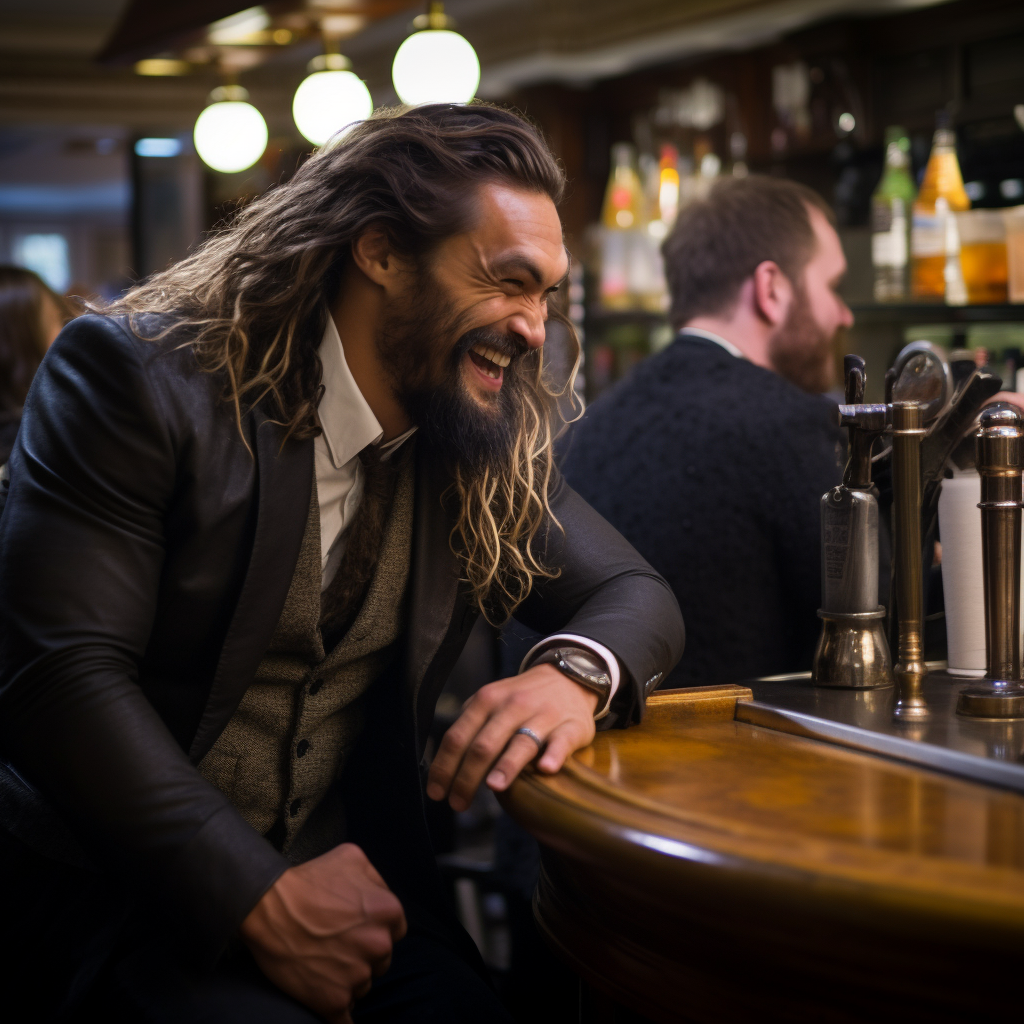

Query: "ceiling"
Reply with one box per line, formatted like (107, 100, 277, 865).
(0, 0, 956, 130)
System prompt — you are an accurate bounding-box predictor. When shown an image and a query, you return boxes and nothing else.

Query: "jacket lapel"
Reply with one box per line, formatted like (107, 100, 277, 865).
(189, 411, 314, 763)
(405, 438, 463, 737)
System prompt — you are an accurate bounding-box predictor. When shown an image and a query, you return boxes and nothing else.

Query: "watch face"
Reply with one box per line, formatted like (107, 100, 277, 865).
(556, 649, 611, 689)
(551, 647, 614, 720)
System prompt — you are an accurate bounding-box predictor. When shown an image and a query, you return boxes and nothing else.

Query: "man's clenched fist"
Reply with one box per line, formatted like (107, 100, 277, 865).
(241, 843, 407, 1024)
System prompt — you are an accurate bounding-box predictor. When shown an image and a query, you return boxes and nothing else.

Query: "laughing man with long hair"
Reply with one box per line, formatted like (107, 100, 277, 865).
(0, 103, 683, 1022)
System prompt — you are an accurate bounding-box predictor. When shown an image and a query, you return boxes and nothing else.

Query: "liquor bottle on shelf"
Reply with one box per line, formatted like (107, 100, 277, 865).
(653, 144, 680, 234)
(871, 126, 915, 302)
(942, 197, 968, 306)
(635, 152, 668, 312)
(692, 136, 720, 199)
(637, 145, 678, 313)
(676, 153, 697, 213)
(911, 112, 970, 300)
(598, 142, 646, 310)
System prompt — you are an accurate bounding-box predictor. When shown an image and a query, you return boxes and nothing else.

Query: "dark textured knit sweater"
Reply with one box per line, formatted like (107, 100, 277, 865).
(560, 332, 844, 688)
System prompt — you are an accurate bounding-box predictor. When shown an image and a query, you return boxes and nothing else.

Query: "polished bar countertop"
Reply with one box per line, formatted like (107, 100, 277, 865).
(502, 683, 1024, 1022)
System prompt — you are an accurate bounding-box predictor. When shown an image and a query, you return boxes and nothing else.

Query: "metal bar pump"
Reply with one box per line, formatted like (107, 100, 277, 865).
(891, 400, 929, 719)
(812, 355, 894, 689)
(957, 405, 1024, 718)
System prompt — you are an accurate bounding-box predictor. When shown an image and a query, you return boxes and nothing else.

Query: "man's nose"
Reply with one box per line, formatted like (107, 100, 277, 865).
(506, 308, 546, 350)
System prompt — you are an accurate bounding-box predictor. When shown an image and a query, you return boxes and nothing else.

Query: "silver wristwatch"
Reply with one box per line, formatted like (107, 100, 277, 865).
(546, 646, 614, 720)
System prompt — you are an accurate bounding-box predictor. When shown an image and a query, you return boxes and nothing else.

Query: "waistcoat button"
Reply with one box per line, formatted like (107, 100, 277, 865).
(296, 739, 310, 758)
(289, 798, 302, 817)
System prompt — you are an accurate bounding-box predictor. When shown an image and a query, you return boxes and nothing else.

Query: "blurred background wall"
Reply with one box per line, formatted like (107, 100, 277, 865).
(1, 0, 1022, 381)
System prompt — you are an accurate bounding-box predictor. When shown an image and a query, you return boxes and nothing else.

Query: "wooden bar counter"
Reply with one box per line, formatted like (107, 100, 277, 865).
(500, 684, 1024, 1023)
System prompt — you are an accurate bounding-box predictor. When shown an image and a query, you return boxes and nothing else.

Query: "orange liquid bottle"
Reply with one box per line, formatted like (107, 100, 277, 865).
(911, 113, 970, 300)
(599, 143, 646, 310)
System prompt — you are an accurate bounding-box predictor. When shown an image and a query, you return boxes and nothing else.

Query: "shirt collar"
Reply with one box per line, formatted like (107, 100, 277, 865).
(317, 316, 416, 470)
(678, 327, 746, 361)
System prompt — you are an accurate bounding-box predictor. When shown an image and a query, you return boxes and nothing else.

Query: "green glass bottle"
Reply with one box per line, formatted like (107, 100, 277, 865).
(871, 126, 917, 302)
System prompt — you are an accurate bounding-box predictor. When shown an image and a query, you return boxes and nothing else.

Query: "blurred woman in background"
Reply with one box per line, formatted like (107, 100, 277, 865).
(0, 266, 69, 465)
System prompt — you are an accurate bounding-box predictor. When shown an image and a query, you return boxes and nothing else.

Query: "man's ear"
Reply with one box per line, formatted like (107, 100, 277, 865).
(751, 260, 794, 328)
(352, 228, 404, 289)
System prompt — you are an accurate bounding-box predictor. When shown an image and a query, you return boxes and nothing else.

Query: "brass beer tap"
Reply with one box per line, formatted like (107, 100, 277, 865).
(892, 401, 930, 721)
(957, 405, 1024, 718)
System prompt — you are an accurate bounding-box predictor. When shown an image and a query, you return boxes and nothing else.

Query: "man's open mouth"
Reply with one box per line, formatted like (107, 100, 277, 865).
(468, 342, 511, 380)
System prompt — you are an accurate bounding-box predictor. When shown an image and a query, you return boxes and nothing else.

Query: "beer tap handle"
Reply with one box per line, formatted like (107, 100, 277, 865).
(957, 405, 1024, 718)
(892, 401, 929, 721)
(845, 354, 866, 405)
(920, 369, 1002, 508)
(884, 366, 896, 406)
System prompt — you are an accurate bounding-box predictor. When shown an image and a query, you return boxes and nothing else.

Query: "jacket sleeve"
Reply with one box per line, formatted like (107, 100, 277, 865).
(512, 468, 685, 724)
(0, 315, 288, 962)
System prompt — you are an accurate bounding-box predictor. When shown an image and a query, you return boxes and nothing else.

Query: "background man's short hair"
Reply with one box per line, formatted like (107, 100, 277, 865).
(662, 175, 836, 329)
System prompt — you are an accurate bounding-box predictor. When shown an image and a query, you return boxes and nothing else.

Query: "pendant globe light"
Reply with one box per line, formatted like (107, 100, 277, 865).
(392, 2, 480, 107)
(194, 85, 268, 173)
(293, 52, 372, 146)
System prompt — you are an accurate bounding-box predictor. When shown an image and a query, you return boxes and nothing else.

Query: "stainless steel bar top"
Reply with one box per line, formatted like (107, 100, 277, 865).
(739, 669, 1024, 794)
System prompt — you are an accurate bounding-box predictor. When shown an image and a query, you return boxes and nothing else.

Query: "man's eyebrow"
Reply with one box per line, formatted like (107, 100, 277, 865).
(493, 249, 571, 290)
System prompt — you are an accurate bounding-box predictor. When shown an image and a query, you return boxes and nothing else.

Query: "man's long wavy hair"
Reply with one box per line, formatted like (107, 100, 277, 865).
(104, 103, 579, 624)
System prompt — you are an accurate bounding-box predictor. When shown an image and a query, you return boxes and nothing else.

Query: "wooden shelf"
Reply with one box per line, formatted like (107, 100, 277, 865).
(585, 305, 1024, 329)
(584, 309, 669, 328)
(850, 303, 1024, 325)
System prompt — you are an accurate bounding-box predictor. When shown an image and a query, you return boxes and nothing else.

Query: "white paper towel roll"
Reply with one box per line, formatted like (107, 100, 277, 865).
(938, 473, 987, 676)
(938, 471, 1024, 676)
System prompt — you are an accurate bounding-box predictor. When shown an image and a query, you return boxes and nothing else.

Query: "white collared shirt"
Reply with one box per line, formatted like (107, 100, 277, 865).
(680, 327, 746, 360)
(316, 317, 620, 700)
(315, 316, 415, 592)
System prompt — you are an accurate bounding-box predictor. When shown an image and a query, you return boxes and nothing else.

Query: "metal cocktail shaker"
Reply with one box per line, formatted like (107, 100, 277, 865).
(813, 356, 894, 689)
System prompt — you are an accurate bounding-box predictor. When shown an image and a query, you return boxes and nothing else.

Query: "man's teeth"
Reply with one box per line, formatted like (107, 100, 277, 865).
(470, 343, 511, 368)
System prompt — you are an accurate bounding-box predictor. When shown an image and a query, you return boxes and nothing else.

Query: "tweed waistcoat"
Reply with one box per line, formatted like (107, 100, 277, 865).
(198, 445, 415, 855)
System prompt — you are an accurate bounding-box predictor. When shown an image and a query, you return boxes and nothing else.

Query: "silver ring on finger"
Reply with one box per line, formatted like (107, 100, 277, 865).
(515, 726, 545, 752)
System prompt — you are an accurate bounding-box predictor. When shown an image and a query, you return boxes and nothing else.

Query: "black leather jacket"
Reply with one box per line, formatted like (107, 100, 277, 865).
(0, 314, 684, 968)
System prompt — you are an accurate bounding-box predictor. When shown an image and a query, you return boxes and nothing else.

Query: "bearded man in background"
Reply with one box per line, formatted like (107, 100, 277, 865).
(561, 175, 849, 689)
(0, 104, 683, 1023)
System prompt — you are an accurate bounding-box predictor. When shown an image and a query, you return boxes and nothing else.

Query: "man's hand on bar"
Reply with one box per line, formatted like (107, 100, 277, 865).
(240, 843, 407, 1023)
(426, 663, 599, 812)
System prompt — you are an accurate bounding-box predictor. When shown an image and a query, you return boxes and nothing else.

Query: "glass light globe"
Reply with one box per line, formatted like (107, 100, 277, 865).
(194, 100, 268, 173)
(293, 69, 372, 146)
(392, 29, 480, 106)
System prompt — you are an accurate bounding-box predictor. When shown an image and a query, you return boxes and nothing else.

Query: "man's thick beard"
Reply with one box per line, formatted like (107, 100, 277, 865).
(768, 287, 838, 394)
(374, 278, 531, 475)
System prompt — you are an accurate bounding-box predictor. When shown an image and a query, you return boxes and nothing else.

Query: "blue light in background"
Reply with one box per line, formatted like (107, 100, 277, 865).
(1001, 179, 1024, 201)
(0, 182, 129, 215)
(135, 137, 182, 158)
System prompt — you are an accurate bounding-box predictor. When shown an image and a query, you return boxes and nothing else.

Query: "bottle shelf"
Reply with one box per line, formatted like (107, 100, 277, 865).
(582, 304, 1024, 332)
(584, 308, 669, 327)
(850, 303, 1024, 325)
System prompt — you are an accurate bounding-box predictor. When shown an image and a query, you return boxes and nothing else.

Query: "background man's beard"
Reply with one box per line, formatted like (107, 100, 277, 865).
(768, 289, 838, 394)
(375, 281, 531, 474)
